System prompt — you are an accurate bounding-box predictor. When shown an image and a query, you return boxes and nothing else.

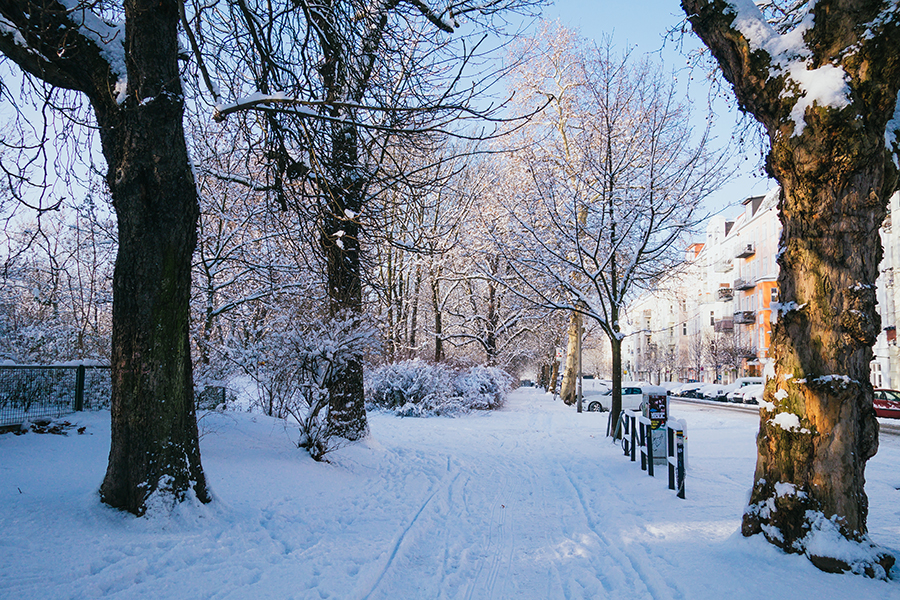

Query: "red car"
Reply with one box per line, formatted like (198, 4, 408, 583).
(873, 389, 900, 419)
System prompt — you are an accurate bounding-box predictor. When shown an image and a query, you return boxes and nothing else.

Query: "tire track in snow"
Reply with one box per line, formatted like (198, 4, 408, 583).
(359, 470, 461, 600)
(476, 474, 515, 600)
(560, 464, 687, 600)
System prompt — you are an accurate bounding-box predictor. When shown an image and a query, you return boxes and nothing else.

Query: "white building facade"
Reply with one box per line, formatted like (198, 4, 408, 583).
(624, 189, 782, 384)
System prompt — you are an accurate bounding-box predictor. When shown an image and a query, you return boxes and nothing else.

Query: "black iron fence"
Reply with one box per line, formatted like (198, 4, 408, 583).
(0, 365, 111, 428)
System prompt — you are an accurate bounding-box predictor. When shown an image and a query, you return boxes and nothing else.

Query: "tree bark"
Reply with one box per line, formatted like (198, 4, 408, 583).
(96, 0, 209, 513)
(432, 276, 444, 362)
(742, 137, 885, 559)
(681, 0, 899, 573)
(0, 0, 212, 514)
(559, 312, 580, 405)
(549, 358, 560, 396)
(609, 334, 623, 435)
(321, 119, 367, 440)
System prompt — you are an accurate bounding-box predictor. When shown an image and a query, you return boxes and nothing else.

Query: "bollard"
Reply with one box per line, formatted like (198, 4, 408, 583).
(74, 365, 86, 412)
(667, 422, 686, 499)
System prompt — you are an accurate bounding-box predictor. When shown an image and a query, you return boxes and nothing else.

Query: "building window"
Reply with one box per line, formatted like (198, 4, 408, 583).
(771, 287, 779, 303)
(710, 311, 715, 326)
(682, 323, 687, 336)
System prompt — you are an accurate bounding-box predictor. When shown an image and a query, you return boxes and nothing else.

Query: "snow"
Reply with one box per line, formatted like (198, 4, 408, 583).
(2, 388, 899, 598)
(770, 411, 810, 433)
(213, 92, 317, 120)
(724, 0, 852, 136)
(59, 0, 128, 104)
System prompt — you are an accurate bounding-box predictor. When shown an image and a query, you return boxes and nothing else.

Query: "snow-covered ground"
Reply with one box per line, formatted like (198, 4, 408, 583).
(2, 387, 899, 599)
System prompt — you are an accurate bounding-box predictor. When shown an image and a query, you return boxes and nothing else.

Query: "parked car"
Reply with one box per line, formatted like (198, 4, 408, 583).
(671, 382, 704, 398)
(700, 383, 731, 401)
(700, 377, 764, 402)
(738, 383, 765, 405)
(695, 383, 725, 400)
(717, 377, 764, 402)
(660, 381, 683, 393)
(725, 386, 747, 402)
(582, 378, 611, 395)
(873, 389, 900, 419)
(584, 382, 653, 413)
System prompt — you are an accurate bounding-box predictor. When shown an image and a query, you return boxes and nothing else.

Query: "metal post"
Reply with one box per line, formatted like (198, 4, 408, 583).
(639, 420, 647, 471)
(74, 365, 85, 412)
(646, 421, 654, 477)
(676, 430, 685, 499)
(668, 426, 676, 491)
(629, 413, 637, 462)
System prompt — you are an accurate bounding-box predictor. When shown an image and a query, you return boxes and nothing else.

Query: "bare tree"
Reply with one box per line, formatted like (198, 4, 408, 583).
(0, 0, 210, 514)
(491, 26, 728, 426)
(685, 331, 707, 382)
(0, 194, 115, 363)
(186, 0, 543, 440)
(681, 0, 899, 574)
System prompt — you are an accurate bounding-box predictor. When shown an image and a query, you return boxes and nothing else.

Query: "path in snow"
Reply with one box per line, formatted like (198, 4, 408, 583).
(1, 387, 898, 599)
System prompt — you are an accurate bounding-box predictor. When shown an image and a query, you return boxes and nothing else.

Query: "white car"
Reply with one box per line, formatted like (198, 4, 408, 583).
(584, 382, 653, 412)
(725, 387, 747, 402)
(670, 382, 704, 397)
(696, 382, 725, 400)
(738, 383, 765, 405)
(700, 383, 730, 401)
(703, 377, 764, 402)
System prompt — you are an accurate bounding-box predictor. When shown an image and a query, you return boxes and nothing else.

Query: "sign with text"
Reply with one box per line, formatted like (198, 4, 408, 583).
(647, 393, 667, 429)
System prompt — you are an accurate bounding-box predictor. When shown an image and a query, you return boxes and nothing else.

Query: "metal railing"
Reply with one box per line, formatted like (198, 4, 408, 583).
(618, 409, 687, 499)
(0, 365, 111, 428)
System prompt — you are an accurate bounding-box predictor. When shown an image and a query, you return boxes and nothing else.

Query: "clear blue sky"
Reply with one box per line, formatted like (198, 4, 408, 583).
(538, 0, 774, 219)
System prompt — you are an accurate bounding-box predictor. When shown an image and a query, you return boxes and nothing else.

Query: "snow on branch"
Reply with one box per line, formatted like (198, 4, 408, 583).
(724, 0, 851, 136)
(59, 0, 127, 103)
(0, 0, 125, 101)
(214, 93, 318, 122)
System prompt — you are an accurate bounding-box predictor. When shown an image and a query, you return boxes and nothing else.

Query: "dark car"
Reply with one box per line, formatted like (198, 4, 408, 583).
(874, 389, 900, 419)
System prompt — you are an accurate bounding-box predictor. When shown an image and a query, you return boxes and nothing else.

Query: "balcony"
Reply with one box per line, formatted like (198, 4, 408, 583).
(736, 242, 755, 258)
(716, 287, 734, 302)
(713, 258, 733, 273)
(734, 310, 756, 325)
(734, 278, 756, 290)
(714, 318, 734, 332)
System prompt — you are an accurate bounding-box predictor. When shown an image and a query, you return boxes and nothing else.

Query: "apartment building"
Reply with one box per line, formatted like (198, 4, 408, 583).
(624, 189, 781, 384)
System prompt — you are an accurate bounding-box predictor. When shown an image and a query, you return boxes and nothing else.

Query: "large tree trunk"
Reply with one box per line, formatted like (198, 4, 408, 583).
(559, 312, 580, 405)
(321, 120, 368, 441)
(97, 0, 209, 514)
(680, 0, 899, 575)
(742, 136, 889, 572)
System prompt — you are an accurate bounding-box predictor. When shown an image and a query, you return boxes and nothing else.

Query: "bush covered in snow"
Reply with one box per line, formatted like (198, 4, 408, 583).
(219, 312, 378, 460)
(366, 360, 513, 416)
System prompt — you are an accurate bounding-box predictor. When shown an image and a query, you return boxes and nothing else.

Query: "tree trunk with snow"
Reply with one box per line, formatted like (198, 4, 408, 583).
(320, 119, 367, 440)
(0, 0, 210, 514)
(549, 359, 560, 396)
(682, 0, 899, 574)
(559, 312, 580, 405)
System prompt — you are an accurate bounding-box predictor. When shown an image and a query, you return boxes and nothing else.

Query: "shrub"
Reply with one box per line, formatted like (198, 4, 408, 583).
(366, 360, 513, 416)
